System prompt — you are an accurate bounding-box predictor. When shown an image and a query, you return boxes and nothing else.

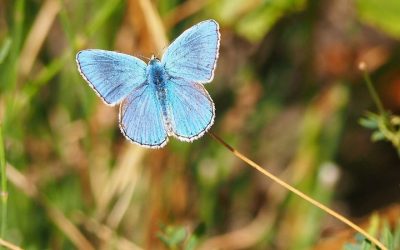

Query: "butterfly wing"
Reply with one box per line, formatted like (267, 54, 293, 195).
(165, 78, 215, 141)
(76, 49, 147, 106)
(161, 20, 220, 84)
(119, 83, 168, 148)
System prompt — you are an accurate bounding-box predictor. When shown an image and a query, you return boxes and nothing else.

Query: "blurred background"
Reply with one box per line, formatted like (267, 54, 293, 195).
(0, 0, 400, 249)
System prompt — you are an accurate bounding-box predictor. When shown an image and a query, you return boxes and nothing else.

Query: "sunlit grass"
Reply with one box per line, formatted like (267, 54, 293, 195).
(0, 0, 399, 249)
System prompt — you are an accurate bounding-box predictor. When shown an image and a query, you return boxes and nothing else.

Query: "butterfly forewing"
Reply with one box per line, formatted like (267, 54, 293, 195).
(165, 78, 215, 141)
(76, 49, 147, 105)
(119, 83, 168, 148)
(162, 20, 220, 84)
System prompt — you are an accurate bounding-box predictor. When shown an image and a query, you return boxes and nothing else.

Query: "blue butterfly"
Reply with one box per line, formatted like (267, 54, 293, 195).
(76, 20, 220, 148)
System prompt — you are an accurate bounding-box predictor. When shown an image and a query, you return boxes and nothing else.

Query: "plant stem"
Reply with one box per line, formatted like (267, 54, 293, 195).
(361, 64, 385, 116)
(0, 124, 7, 240)
(0, 238, 23, 250)
(208, 131, 387, 250)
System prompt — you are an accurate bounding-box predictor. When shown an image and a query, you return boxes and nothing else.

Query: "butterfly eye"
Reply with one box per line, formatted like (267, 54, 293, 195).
(149, 57, 161, 65)
(150, 55, 160, 61)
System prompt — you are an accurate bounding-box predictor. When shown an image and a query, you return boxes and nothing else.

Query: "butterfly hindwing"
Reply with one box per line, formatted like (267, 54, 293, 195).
(165, 78, 215, 141)
(76, 49, 147, 105)
(119, 83, 168, 148)
(162, 20, 220, 84)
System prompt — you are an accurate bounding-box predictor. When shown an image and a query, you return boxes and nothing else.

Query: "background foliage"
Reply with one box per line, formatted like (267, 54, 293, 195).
(0, 0, 400, 249)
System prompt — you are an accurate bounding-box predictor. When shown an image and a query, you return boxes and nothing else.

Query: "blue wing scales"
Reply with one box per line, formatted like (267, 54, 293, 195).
(76, 49, 147, 105)
(119, 83, 168, 148)
(165, 78, 215, 141)
(162, 20, 220, 84)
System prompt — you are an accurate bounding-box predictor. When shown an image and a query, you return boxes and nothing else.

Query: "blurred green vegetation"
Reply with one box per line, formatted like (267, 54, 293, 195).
(344, 215, 400, 250)
(1, 0, 400, 249)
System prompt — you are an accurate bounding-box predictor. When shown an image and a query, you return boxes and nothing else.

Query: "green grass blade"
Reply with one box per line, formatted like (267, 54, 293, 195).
(0, 124, 7, 239)
(0, 38, 12, 64)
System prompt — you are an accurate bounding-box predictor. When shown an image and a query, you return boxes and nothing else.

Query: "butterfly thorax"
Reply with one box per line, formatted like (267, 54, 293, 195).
(147, 58, 167, 87)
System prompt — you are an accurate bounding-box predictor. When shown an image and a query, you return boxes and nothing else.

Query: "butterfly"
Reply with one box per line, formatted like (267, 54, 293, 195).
(76, 20, 220, 148)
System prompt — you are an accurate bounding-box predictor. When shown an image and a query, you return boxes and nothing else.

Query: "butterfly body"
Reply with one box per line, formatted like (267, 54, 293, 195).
(147, 57, 171, 134)
(76, 20, 220, 148)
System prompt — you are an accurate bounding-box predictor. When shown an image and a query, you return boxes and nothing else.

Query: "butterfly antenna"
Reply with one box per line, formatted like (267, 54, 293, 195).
(134, 53, 151, 61)
(156, 45, 168, 59)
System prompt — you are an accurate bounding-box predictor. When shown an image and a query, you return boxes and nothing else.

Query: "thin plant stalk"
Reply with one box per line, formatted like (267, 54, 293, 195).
(359, 62, 385, 115)
(208, 131, 387, 250)
(359, 62, 400, 156)
(0, 124, 7, 239)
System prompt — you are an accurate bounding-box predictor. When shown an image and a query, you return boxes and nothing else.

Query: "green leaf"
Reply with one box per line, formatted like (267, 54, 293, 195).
(169, 227, 187, 246)
(355, 233, 366, 243)
(360, 240, 372, 250)
(394, 220, 400, 249)
(381, 222, 393, 250)
(210, 0, 307, 42)
(157, 233, 171, 247)
(390, 116, 400, 126)
(343, 243, 361, 250)
(236, 0, 306, 41)
(184, 236, 199, 250)
(359, 117, 378, 129)
(356, 0, 400, 39)
(371, 131, 385, 141)
(157, 225, 187, 247)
